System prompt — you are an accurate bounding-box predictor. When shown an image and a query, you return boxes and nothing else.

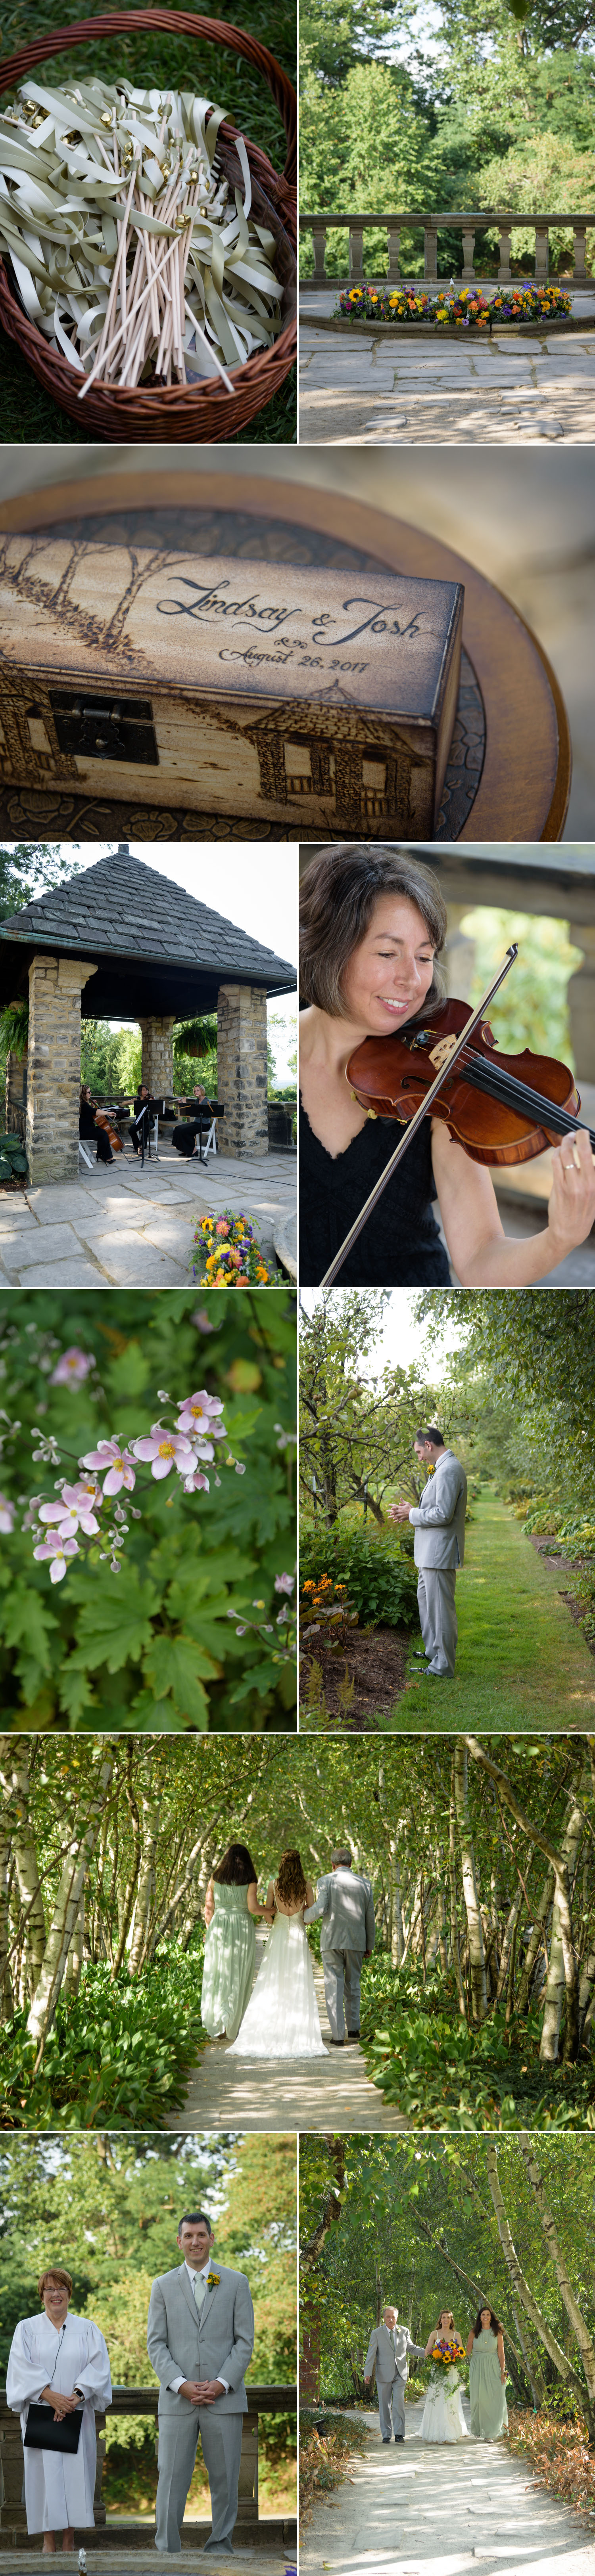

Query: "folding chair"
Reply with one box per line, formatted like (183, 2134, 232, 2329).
(78, 1138, 95, 1172)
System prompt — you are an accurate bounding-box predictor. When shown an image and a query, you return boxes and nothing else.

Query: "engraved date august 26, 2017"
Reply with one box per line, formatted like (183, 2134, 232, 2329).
(219, 645, 370, 672)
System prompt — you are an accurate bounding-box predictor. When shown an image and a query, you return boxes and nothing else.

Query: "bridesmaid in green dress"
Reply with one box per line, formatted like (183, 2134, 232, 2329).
(201, 1843, 273, 2042)
(467, 2306, 509, 2440)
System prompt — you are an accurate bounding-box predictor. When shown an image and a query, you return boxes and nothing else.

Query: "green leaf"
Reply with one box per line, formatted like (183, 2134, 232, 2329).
(4, 1585, 59, 1667)
(66, 1578, 159, 1676)
(143, 1631, 217, 1726)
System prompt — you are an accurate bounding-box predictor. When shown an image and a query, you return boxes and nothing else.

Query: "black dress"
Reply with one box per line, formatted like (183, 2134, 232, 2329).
(299, 1098, 451, 1287)
(172, 1097, 213, 1157)
(79, 1100, 112, 1165)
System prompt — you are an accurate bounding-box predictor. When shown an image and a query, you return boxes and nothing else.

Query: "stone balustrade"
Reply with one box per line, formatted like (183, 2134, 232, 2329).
(0, 2382, 296, 2549)
(299, 210, 592, 287)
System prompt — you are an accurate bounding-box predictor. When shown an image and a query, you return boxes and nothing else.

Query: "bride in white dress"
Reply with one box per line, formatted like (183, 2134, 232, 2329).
(420, 2311, 470, 2444)
(227, 1849, 328, 2057)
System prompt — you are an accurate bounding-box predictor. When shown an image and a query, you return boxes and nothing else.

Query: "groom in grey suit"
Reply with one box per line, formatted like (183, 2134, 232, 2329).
(364, 2307, 427, 2442)
(148, 2209, 254, 2557)
(303, 1848, 374, 2044)
(391, 1428, 467, 1680)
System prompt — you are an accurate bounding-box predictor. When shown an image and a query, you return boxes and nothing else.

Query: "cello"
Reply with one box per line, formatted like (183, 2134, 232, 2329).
(94, 1106, 124, 1154)
(320, 945, 595, 1286)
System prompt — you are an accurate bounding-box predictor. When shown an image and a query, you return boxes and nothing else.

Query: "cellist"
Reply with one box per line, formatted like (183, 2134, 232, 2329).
(79, 1084, 113, 1166)
(298, 843, 595, 1288)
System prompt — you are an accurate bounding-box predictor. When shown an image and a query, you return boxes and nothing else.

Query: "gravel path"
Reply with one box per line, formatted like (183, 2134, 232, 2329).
(168, 1949, 406, 2134)
(300, 2396, 595, 2576)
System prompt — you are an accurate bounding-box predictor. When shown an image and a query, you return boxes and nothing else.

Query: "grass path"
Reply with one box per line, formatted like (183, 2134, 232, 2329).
(389, 1491, 595, 1732)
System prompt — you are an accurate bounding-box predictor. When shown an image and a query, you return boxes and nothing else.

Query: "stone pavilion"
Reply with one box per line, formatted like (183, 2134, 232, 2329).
(0, 843, 296, 1186)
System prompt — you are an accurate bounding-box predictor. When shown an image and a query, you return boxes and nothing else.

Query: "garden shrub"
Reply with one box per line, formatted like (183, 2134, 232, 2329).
(0, 1945, 203, 2129)
(299, 1521, 418, 1629)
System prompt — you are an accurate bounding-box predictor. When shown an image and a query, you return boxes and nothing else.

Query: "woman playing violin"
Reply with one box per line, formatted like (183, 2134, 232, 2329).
(299, 844, 595, 1288)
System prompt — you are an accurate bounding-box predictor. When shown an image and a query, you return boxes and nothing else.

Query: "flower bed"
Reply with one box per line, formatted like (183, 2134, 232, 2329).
(334, 282, 573, 327)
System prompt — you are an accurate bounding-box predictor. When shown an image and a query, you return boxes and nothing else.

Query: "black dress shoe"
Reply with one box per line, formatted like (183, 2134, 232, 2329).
(328, 2036, 344, 2046)
(394, 2435, 404, 2442)
(346, 2030, 361, 2041)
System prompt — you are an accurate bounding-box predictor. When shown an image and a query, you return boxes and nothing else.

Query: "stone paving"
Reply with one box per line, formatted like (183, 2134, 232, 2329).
(170, 1948, 406, 2135)
(299, 293, 595, 442)
(300, 2395, 595, 2576)
(0, 1145, 296, 1289)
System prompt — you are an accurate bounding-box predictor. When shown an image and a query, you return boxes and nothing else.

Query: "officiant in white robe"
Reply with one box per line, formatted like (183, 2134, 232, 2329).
(6, 2265, 111, 2540)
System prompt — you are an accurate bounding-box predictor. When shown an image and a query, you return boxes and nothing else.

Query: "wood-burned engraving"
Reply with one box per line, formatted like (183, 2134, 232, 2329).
(0, 538, 464, 836)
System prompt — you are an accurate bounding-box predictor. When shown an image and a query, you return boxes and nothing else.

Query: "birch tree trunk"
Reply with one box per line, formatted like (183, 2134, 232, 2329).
(515, 1866, 553, 2015)
(495, 1889, 523, 2007)
(0, 1805, 13, 2014)
(466, 1741, 581, 2065)
(454, 1742, 487, 2026)
(129, 1759, 162, 1974)
(63, 1894, 85, 1997)
(0, 1750, 46, 1996)
(111, 1766, 142, 1979)
(390, 1841, 404, 1967)
(539, 1794, 584, 2064)
(485, 2142, 595, 2431)
(449, 1751, 467, 2020)
(26, 1757, 114, 2054)
(519, 2136, 595, 2407)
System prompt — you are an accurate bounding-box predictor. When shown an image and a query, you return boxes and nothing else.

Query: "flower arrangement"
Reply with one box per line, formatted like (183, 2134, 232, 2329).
(190, 1209, 283, 1288)
(432, 2337, 466, 2368)
(334, 281, 572, 327)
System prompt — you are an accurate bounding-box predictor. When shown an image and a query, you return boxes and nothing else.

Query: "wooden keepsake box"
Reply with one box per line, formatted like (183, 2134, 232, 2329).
(0, 532, 463, 837)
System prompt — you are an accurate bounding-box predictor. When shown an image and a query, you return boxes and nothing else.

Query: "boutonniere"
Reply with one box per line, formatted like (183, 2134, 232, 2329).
(207, 2273, 220, 2291)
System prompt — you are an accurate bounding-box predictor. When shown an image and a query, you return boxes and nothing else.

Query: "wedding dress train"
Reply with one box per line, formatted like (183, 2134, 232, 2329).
(420, 2375, 470, 2443)
(226, 1909, 328, 2056)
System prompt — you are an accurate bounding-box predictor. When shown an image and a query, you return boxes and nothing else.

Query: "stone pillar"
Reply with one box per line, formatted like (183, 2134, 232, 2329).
(461, 228, 476, 281)
(567, 927, 595, 1081)
(26, 954, 98, 1185)
(139, 1015, 175, 1094)
(5, 1044, 27, 1143)
(217, 984, 269, 1156)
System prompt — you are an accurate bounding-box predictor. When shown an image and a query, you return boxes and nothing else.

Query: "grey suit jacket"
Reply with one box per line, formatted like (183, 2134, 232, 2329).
(364, 2321, 426, 2385)
(147, 2263, 254, 2418)
(409, 1450, 467, 1569)
(303, 1867, 375, 1955)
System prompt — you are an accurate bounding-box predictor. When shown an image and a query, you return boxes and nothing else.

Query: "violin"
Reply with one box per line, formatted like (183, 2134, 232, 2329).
(320, 945, 595, 1287)
(94, 1107, 124, 1154)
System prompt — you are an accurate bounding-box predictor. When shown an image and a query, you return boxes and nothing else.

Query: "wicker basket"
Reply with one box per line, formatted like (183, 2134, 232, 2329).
(0, 7, 296, 440)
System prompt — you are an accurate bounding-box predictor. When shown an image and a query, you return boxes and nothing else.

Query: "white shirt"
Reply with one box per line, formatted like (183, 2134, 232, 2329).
(169, 2261, 229, 2394)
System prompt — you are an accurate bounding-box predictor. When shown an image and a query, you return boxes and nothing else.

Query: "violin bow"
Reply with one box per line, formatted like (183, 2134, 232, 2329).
(319, 944, 519, 1289)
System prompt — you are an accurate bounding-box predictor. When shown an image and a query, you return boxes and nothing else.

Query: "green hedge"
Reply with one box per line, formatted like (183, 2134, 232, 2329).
(300, 1521, 418, 1629)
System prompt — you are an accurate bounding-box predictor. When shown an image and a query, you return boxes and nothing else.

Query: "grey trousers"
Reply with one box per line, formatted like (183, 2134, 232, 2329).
(417, 1567, 457, 1677)
(377, 2376, 406, 2440)
(322, 1945, 364, 2040)
(155, 2407, 243, 2554)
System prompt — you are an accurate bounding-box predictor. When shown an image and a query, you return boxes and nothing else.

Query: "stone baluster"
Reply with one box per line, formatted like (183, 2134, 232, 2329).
(349, 223, 365, 278)
(573, 222, 587, 283)
(461, 228, 476, 281)
(310, 221, 328, 283)
(498, 225, 512, 281)
(386, 226, 401, 281)
(534, 222, 549, 279)
(424, 224, 438, 280)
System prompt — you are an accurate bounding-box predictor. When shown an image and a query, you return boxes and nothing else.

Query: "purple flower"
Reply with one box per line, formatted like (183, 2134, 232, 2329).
(176, 1389, 225, 1439)
(80, 1438, 136, 1495)
(33, 1531, 79, 1584)
(50, 1347, 94, 1386)
(38, 1478, 103, 1537)
(181, 1468, 210, 1493)
(131, 1423, 196, 1480)
(0, 1491, 15, 1533)
(274, 1571, 294, 1594)
(192, 1307, 215, 1334)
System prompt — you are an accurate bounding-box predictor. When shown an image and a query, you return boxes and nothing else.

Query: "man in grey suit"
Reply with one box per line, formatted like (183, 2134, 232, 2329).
(390, 1427, 467, 1680)
(147, 2209, 254, 2557)
(364, 2306, 428, 2442)
(303, 1847, 374, 2045)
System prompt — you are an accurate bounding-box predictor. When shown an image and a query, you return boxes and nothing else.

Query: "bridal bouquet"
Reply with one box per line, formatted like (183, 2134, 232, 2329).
(430, 2337, 467, 2390)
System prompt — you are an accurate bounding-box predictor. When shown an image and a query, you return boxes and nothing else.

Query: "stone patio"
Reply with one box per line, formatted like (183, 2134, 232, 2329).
(0, 1144, 296, 1288)
(299, 293, 595, 441)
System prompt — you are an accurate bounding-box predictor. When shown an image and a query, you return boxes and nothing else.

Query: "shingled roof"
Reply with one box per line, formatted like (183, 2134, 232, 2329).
(0, 844, 296, 1020)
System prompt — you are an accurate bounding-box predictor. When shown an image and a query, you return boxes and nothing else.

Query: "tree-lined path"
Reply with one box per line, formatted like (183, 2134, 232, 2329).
(169, 1942, 407, 2134)
(397, 1493, 595, 1730)
(301, 2396, 595, 2576)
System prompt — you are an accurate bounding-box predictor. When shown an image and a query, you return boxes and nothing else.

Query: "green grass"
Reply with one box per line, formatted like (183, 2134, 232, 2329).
(387, 1491, 595, 1734)
(0, 0, 296, 443)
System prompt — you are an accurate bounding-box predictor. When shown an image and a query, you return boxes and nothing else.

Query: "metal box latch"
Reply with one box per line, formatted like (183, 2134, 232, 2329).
(49, 691, 159, 766)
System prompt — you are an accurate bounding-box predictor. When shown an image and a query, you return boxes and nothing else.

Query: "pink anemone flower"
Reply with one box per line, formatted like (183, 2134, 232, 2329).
(182, 1468, 210, 1493)
(274, 1571, 295, 1595)
(50, 1347, 94, 1385)
(0, 1492, 15, 1533)
(80, 1439, 136, 1495)
(131, 1424, 196, 1480)
(176, 1390, 225, 1439)
(33, 1532, 79, 1583)
(39, 1480, 103, 1538)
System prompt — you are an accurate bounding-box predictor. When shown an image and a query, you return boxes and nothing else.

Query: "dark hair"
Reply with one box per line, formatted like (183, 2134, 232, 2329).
(178, 2212, 212, 2234)
(331, 1847, 353, 1867)
(473, 2306, 502, 2338)
(299, 843, 447, 1021)
(276, 1849, 308, 1906)
(416, 1428, 445, 1447)
(213, 1842, 257, 1886)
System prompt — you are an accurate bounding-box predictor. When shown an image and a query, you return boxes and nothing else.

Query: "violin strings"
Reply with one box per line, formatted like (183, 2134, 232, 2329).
(449, 1051, 595, 1148)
